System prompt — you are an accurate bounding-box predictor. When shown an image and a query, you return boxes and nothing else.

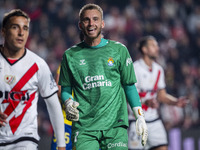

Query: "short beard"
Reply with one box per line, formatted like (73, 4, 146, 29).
(83, 27, 102, 40)
(149, 55, 157, 60)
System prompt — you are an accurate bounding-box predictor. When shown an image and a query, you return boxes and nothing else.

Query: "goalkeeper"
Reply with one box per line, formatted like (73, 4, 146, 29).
(59, 3, 148, 150)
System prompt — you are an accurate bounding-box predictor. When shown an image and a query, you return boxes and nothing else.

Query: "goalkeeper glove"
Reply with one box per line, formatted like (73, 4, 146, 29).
(132, 106, 148, 146)
(64, 98, 79, 121)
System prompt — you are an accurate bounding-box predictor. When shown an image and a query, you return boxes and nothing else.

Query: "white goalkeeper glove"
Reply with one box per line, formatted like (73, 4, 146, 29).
(133, 106, 148, 146)
(64, 98, 79, 121)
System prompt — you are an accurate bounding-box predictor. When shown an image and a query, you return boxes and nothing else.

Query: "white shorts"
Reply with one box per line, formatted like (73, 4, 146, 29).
(128, 119, 168, 150)
(0, 141, 38, 150)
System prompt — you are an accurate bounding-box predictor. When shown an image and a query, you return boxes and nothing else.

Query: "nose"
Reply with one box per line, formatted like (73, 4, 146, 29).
(88, 19, 94, 26)
(18, 28, 24, 36)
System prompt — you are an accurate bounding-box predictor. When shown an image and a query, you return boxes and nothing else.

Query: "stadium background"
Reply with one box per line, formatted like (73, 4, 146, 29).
(0, 0, 200, 149)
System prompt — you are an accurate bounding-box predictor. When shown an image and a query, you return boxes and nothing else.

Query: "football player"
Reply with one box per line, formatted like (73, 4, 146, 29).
(0, 9, 65, 150)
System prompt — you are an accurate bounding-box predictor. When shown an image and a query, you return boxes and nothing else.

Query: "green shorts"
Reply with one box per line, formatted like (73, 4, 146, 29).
(72, 126, 128, 150)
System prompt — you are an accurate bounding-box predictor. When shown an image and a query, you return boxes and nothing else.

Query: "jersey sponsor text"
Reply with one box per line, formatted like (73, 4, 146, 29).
(83, 75, 112, 90)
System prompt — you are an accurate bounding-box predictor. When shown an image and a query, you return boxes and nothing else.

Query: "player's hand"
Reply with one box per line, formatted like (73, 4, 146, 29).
(136, 116, 148, 146)
(64, 98, 79, 121)
(144, 98, 159, 109)
(133, 107, 148, 146)
(176, 96, 189, 107)
(0, 111, 8, 127)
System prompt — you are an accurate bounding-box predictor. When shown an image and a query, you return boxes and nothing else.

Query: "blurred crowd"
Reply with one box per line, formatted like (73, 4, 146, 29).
(0, 0, 200, 136)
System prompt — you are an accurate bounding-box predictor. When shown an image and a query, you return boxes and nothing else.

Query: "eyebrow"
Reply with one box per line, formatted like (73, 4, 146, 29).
(82, 16, 99, 20)
(10, 23, 29, 28)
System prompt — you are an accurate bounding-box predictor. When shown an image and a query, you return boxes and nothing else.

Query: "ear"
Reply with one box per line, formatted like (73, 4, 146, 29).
(1, 28, 5, 38)
(78, 22, 83, 30)
(142, 46, 148, 54)
(102, 20, 105, 29)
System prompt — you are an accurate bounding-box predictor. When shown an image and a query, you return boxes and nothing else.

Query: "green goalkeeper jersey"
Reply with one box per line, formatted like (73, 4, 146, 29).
(59, 39, 137, 132)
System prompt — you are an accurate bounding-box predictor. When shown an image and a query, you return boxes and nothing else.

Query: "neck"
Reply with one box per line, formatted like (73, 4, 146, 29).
(1, 45, 25, 59)
(84, 36, 101, 47)
(143, 56, 153, 68)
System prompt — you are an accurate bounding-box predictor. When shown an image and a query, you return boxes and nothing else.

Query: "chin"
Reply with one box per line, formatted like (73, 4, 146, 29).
(86, 35, 98, 40)
(14, 46, 24, 51)
(150, 56, 157, 60)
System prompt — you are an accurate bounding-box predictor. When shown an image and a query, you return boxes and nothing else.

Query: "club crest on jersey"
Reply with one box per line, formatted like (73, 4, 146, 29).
(107, 57, 114, 66)
(4, 75, 16, 85)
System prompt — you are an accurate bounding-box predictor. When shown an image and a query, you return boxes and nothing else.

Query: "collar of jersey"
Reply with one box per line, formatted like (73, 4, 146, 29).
(140, 58, 155, 72)
(83, 38, 108, 48)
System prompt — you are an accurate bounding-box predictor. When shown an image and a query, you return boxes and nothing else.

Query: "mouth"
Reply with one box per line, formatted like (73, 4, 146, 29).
(16, 39, 24, 44)
(87, 28, 96, 34)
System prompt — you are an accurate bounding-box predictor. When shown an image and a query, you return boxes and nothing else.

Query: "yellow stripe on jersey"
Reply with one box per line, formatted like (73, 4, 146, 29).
(62, 109, 72, 126)
(57, 65, 61, 75)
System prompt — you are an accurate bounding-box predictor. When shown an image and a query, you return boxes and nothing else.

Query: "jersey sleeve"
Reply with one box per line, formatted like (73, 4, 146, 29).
(59, 52, 73, 87)
(37, 59, 58, 98)
(119, 43, 137, 85)
(158, 67, 166, 89)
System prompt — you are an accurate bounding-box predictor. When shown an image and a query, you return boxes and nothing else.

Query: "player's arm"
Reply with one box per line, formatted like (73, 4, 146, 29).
(157, 89, 189, 107)
(58, 53, 79, 121)
(61, 86, 79, 121)
(124, 84, 148, 146)
(44, 93, 65, 149)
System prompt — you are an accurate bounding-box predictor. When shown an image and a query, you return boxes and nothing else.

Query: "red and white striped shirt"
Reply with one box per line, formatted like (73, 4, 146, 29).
(0, 48, 58, 144)
(130, 59, 165, 121)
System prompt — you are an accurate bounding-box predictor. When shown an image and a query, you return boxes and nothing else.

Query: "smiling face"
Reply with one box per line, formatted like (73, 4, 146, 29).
(2, 16, 29, 56)
(79, 9, 104, 45)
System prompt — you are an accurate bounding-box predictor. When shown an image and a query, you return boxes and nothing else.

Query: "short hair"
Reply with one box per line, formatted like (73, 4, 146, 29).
(79, 3, 103, 21)
(137, 35, 156, 54)
(2, 9, 30, 28)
